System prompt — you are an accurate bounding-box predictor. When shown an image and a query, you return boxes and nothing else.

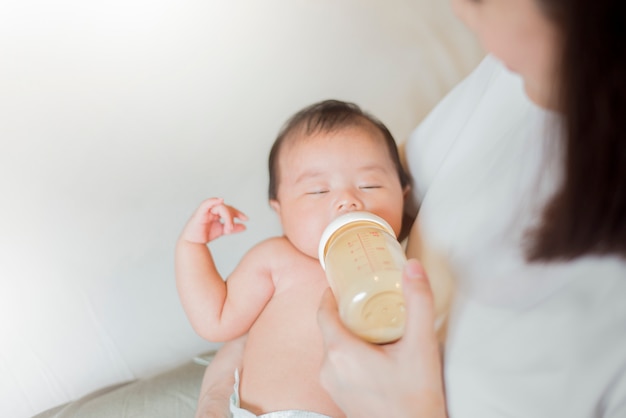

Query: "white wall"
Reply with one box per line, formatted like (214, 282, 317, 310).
(0, 1, 482, 416)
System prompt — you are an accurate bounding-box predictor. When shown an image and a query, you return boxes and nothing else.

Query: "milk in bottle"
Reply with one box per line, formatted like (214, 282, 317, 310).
(318, 211, 406, 344)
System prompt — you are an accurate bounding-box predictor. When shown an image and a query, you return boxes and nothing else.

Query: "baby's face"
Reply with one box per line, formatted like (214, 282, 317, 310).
(270, 125, 406, 259)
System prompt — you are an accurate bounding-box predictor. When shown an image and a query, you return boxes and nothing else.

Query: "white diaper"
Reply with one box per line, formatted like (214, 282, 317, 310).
(229, 369, 332, 418)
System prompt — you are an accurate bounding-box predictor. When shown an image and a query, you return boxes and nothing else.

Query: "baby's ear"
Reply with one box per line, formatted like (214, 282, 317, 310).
(399, 185, 417, 243)
(403, 184, 411, 198)
(269, 199, 281, 214)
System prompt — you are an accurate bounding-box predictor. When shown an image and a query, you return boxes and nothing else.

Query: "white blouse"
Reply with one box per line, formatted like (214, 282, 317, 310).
(406, 55, 626, 418)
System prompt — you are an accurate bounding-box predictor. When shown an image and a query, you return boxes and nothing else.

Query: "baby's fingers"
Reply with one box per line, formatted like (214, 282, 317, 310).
(229, 207, 249, 224)
(208, 203, 247, 234)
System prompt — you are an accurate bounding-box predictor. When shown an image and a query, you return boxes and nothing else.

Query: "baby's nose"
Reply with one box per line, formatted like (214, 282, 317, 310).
(336, 193, 364, 213)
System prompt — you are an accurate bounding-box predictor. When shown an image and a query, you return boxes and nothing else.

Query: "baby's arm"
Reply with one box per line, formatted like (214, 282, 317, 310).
(175, 198, 274, 341)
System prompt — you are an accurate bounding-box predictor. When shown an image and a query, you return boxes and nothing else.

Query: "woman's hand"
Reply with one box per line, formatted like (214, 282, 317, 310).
(317, 259, 447, 418)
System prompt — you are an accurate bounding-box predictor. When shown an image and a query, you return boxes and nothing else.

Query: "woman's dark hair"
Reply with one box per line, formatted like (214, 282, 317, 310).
(528, 0, 626, 260)
(268, 99, 410, 201)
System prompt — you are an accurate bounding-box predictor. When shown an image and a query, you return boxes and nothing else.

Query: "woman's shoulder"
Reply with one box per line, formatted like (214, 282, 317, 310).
(406, 54, 527, 156)
(408, 54, 508, 143)
(405, 54, 538, 203)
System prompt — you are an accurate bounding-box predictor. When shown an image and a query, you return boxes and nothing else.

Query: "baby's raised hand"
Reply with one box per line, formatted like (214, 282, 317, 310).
(181, 198, 248, 244)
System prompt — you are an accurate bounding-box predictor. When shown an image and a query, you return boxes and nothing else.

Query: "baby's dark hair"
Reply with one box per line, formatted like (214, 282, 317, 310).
(268, 99, 410, 200)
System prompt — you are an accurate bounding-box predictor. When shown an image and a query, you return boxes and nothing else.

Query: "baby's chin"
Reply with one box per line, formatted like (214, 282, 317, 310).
(280, 228, 322, 262)
(291, 240, 321, 263)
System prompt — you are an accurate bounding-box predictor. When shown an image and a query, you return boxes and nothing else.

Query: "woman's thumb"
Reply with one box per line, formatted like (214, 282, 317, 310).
(399, 259, 438, 353)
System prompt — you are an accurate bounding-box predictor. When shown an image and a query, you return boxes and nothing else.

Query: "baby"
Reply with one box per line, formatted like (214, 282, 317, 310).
(175, 99, 410, 417)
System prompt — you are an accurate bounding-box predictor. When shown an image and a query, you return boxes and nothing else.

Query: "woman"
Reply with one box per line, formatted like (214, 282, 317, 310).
(199, 0, 626, 416)
(318, 0, 626, 416)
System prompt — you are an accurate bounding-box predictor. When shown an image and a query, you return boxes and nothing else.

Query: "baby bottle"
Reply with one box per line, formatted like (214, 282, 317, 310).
(318, 211, 406, 344)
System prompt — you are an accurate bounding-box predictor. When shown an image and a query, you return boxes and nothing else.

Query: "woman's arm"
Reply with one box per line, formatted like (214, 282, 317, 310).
(195, 335, 247, 418)
(317, 259, 447, 418)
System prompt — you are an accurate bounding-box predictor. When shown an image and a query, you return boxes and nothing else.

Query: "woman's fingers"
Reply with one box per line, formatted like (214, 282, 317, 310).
(396, 259, 438, 356)
(318, 259, 437, 356)
(317, 288, 372, 352)
(394, 259, 445, 406)
(317, 289, 363, 387)
(317, 259, 445, 416)
(317, 288, 384, 407)
(317, 288, 344, 353)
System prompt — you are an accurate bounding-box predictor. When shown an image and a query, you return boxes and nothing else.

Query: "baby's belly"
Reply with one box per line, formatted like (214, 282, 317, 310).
(239, 285, 343, 417)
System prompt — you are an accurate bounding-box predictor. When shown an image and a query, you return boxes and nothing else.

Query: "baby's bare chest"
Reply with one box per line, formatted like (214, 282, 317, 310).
(240, 258, 340, 414)
(255, 260, 328, 337)
(244, 258, 328, 356)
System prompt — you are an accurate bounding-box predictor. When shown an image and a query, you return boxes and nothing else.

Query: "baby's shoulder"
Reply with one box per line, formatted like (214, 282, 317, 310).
(230, 237, 297, 280)
(249, 237, 324, 290)
(244, 236, 312, 269)
(248, 236, 301, 257)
